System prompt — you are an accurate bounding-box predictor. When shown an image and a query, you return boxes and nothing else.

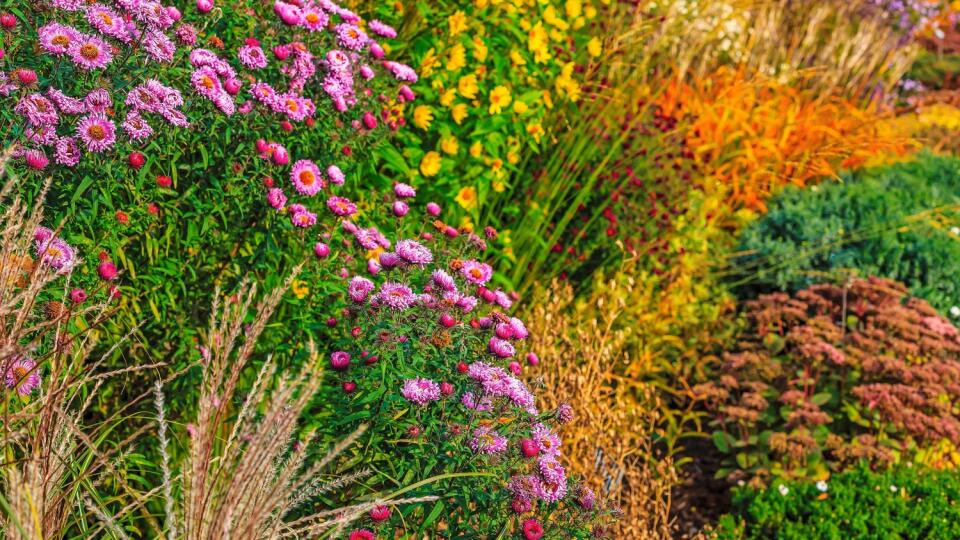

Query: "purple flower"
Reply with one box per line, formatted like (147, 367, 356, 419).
(394, 183, 416, 198)
(327, 165, 345, 185)
(238, 44, 268, 69)
(69, 33, 113, 70)
(432, 269, 457, 292)
(375, 282, 416, 310)
(368, 20, 397, 39)
(470, 426, 508, 454)
(291, 160, 325, 196)
(538, 456, 566, 483)
(348, 276, 375, 303)
(335, 23, 368, 50)
(327, 196, 357, 217)
(122, 112, 154, 140)
(38, 23, 79, 55)
(395, 239, 433, 265)
(401, 378, 441, 405)
(76, 114, 116, 153)
(54, 137, 81, 167)
(5, 356, 40, 395)
(531, 423, 561, 457)
(461, 260, 493, 285)
(267, 188, 287, 210)
(488, 337, 516, 359)
(290, 209, 317, 228)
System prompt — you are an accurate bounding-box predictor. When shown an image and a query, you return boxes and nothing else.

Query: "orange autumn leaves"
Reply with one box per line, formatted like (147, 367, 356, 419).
(657, 67, 914, 212)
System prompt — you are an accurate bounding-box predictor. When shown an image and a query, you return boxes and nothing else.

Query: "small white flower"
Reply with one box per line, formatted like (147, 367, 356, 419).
(951, 227, 960, 236)
(890, 485, 898, 493)
(816, 480, 828, 492)
(778, 484, 789, 496)
(951, 306, 960, 318)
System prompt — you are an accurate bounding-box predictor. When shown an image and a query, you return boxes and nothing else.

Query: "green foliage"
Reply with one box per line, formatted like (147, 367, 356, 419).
(714, 466, 960, 540)
(733, 153, 960, 315)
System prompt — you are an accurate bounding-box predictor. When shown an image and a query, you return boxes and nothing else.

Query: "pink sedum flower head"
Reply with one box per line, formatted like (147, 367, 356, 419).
(5, 356, 40, 395)
(461, 260, 493, 285)
(290, 160, 325, 195)
(401, 377, 441, 405)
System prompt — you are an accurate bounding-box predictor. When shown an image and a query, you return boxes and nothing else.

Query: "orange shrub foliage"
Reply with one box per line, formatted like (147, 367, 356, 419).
(656, 67, 915, 212)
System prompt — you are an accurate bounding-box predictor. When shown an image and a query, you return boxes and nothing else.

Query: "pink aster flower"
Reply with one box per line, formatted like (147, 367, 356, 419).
(39, 237, 77, 273)
(368, 20, 397, 39)
(15, 94, 59, 126)
(47, 88, 86, 114)
(327, 165, 345, 185)
(461, 391, 493, 411)
(531, 423, 561, 457)
(376, 282, 416, 310)
(122, 112, 154, 140)
(175, 24, 198, 45)
(395, 239, 433, 265)
(431, 269, 457, 292)
(401, 377, 441, 405)
(335, 23, 368, 50)
(238, 44, 268, 69)
(5, 356, 41, 395)
(38, 23, 79, 55)
(461, 260, 493, 285)
(290, 160, 325, 196)
(383, 61, 418, 82)
(266, 188, 287, 210)
(348, 276, 374, 303)
(69, 33, 113, 70)
(538, 456, 566, 483)
(394, 183, 416, 198)
(290, 209, 317, 228)
(532, 475, 567, 503)
(326, 196, 357, 217)
(301, 6, 328, 31)
(54, 137, 82, 167)
(191, 66, 224, 100)
(76, 114, 116, 153)
(87, 4, 130, 42)
(470, 426, 508, 454)
(84, 88, 112, 114)
(144, 29, 176, 63)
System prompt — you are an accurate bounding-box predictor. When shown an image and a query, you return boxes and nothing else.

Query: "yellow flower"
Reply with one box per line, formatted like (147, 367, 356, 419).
(512, 100, 528, 114)
(544, 6, 569, 30)
(475, 0, 489, 7)
(458, 74, 479, 99)
(420, 48, 439, 78)
(510, 49, 527, 66)
(446, 43, 466, 72)
(565, 0, 582, 18)
(470, 141, 483, 158)
(455, 186, 478, 210)
(460, 215, 474, 231)
(472, 37, 488, 62)
(448, 11, 467, 36)
(440, 89, 457, 107)
(452, 103, 468, 124)
(542, 90, 554, 109)
(528, 23, 550, 63)
(441, 136, 460, 155)
(490, 157, 505, 178)
(291, 280, 309, 299)
(488, 86, 512, 114)
(420, 151, 441, 177)
(412, 105, 433, 130)
(493, 179, 506, 192)
(507, 149, 520, 164)
(585, 4, 597, 17)
(526, 122, 545, 144)
(587, 37, 602, 58)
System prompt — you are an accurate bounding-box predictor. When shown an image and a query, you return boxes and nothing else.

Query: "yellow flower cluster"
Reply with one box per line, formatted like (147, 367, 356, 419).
(385, 0, 600, 214)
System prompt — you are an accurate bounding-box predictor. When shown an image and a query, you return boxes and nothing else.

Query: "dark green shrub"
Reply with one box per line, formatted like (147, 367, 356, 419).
(714, 466, 960, 540)
(733, 153, 960, 315)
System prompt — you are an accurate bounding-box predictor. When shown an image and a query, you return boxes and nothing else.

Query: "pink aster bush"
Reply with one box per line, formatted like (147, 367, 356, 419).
(310, 192, 617, 535)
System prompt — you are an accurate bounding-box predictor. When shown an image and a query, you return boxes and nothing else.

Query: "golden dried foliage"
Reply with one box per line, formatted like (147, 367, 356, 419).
(525, 279, 677, 539)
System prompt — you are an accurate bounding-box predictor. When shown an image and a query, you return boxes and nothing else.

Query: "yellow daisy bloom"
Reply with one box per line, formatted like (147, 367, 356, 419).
(526, 122, 545, 144)
(469, 141, 483, 158)
(420, 151, 442, 177)
(513, 100, 528, 114)
(448, 11, 467, 36)
(488, 86, 512, 114)
(472, 37, 488, 62)
(455, 186, 478, 210)
(452, 103, 469, 124)
(458, 74, 479, 99)
(412, 105, 433, 130)
(441, 136, 460, 155)
(446, 43, 466, 72)
(587, 37, 602, 57)
(565, 0, 582, 18)
(440, 89, 457, 107)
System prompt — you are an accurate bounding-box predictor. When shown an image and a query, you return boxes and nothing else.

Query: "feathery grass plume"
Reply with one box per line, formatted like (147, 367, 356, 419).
(525, 278, 678, 538)
(144, 272, 432, 540)
(0, 147, 163, 539)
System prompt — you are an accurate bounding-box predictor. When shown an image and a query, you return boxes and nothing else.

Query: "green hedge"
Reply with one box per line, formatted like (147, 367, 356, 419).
(714, 467, 960, 539)
(733, 153, 960, 315)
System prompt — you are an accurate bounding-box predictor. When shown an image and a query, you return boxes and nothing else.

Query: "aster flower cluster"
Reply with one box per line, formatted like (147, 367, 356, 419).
(4, 1, 192, 169)
(312, 185, 613, 536)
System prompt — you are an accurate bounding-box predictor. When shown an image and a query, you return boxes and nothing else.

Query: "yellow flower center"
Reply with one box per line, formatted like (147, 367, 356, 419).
(299, 170, 315, 185)
(98, 12, 114, 26)
(201, 76, 215, 89)
(88, 125, 106, 140)
(306, 12, 319, 23)
(80, 43, 100, 60)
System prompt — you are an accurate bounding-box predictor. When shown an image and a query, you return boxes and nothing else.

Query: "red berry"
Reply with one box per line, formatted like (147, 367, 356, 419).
(262, 176, 274, 187)
(364, 355, 378, 365)
(244, 36, 260, 47)
(305, 117, 315, 127)
(114, 210, 129, 225)
(98, 260, 119, 281)
(351, 326, 361, 338)
(440, 382, 454, 396)
(456, 361, 468, 374)
(440, 313, 455, 327)
(326, 317, 337, 327)
(342, 381, 357, 393)
(280, 120, 293, 132)
(526, 352, 539, 366)
(157, 175, 172, 188)
(147, 203, 159, 215)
